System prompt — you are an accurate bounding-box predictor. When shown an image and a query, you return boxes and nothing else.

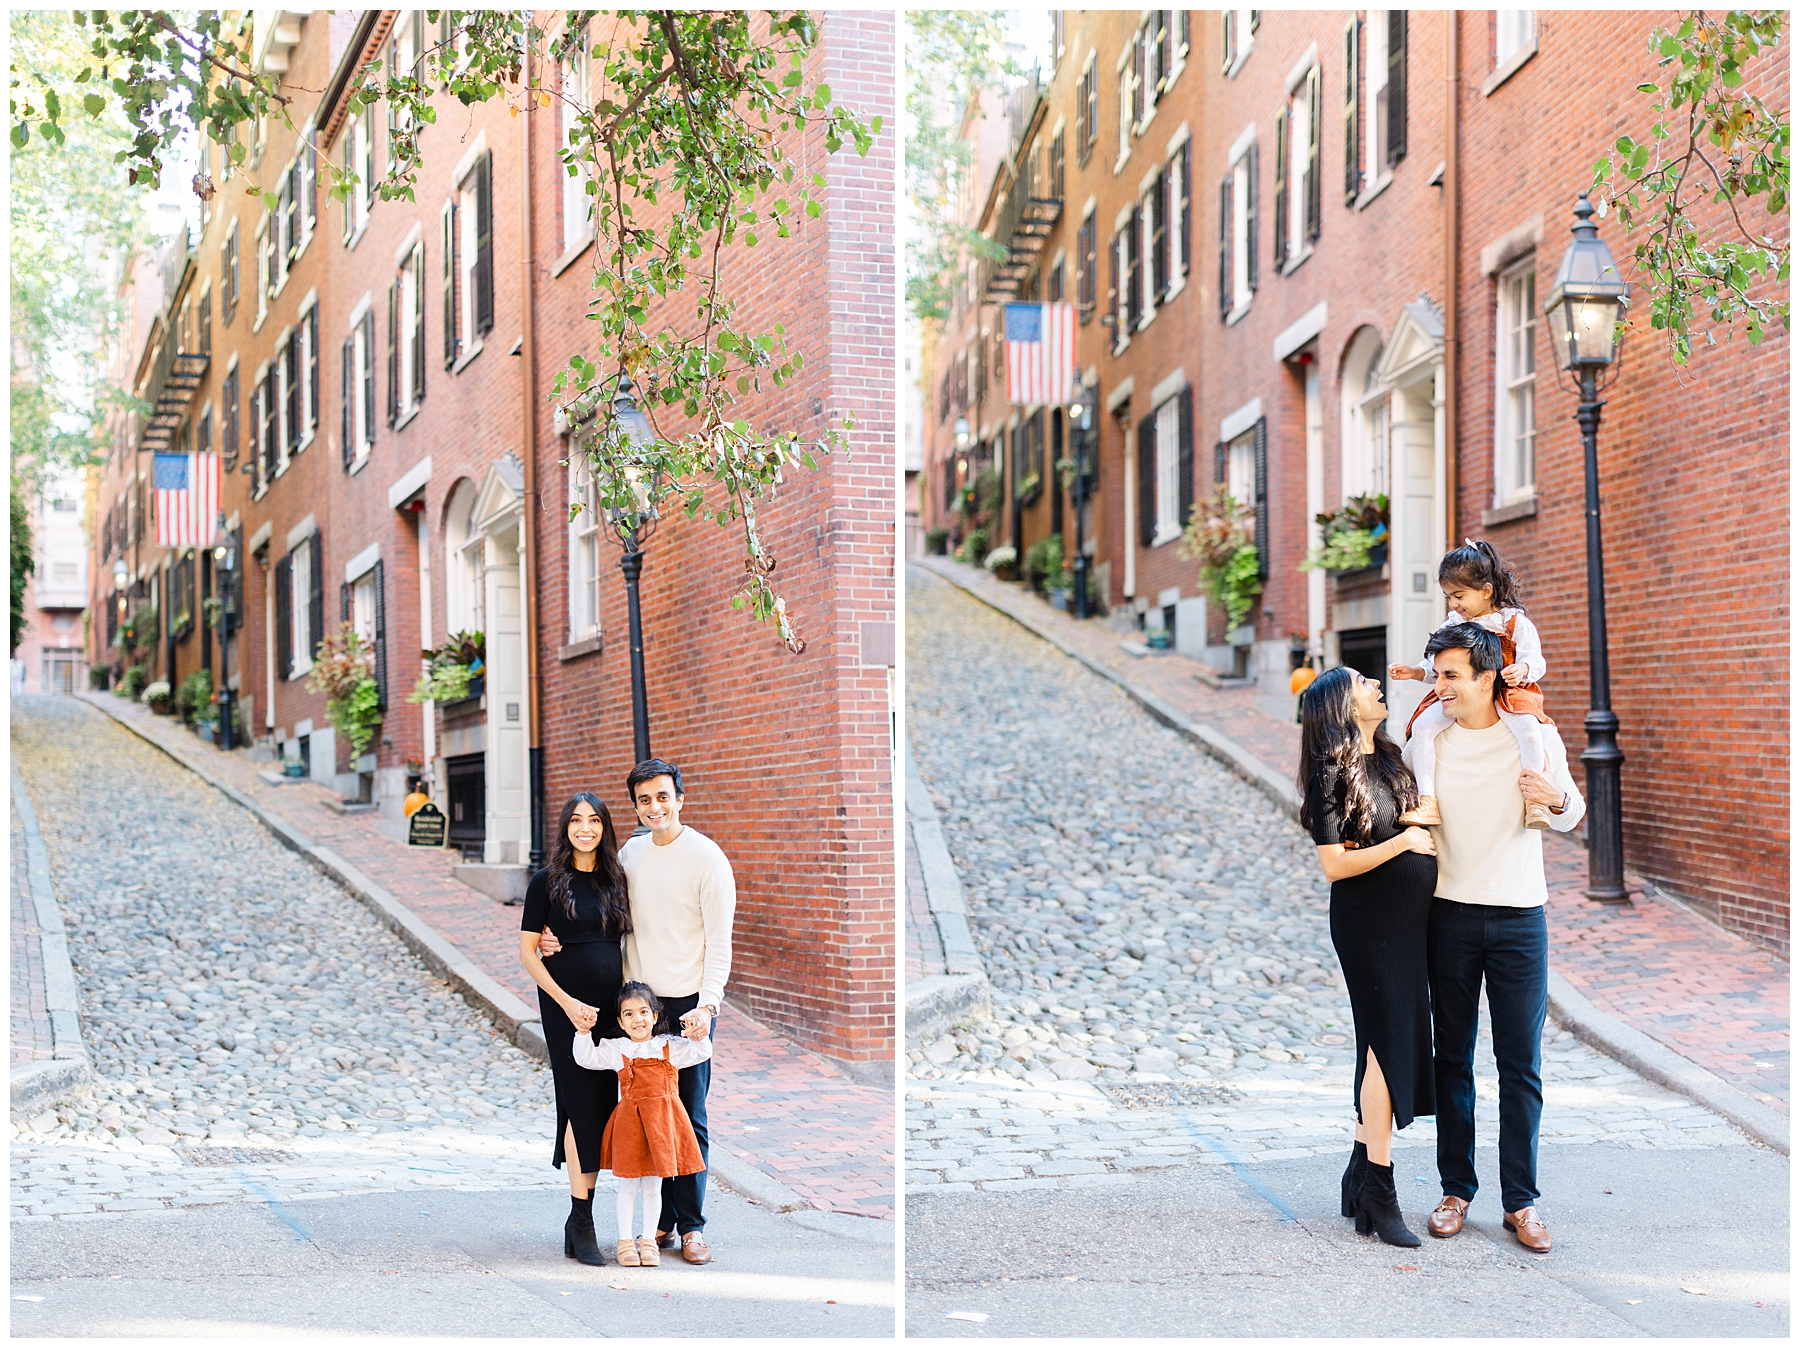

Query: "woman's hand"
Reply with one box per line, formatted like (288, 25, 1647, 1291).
(537, 927, 564, 957)
(564, 999, 598, 1033)
(1398, 826, 1437, 856)
(1387, 663, 1423, 682)
(1501, 661, 1529, 687)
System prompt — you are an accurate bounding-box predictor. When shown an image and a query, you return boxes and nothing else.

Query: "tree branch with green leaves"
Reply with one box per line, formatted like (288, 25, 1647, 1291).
(11, 10, 881, 652)
(1590, 10, 1788, 365)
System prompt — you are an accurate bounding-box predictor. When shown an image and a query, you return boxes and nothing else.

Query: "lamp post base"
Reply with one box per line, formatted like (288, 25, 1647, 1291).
(1581, 709, 1629, 904)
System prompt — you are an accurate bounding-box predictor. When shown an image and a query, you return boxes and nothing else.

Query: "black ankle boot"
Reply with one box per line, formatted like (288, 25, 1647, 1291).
(1354, 1161, 1422, 1247)
(564, 1195, 605, 1266)
(1340, 1141, 1368, 1219)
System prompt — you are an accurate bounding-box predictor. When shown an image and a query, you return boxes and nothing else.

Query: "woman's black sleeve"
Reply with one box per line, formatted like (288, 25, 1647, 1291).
(1308, 768, 1344, 846)
(520, 872, 550, 934)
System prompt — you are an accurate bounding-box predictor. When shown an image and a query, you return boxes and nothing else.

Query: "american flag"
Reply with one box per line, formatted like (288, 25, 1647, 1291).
(153, 452, 221, 548)
(1004, 301, 1077, 407)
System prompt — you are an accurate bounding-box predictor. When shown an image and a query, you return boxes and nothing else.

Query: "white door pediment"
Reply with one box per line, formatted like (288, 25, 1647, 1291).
(471, 454, 525, 537)
(1374, 296, 1445, 388)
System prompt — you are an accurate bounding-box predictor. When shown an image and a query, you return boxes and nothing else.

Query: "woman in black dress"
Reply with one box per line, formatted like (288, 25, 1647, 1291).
(519, 792, 631, 1266)
(1298, 666, 1437, 1248)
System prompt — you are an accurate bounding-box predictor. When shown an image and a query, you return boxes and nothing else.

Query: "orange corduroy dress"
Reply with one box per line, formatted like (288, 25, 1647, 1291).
(1405, 612, 1554, 738)
(600, 1041, 706, 1179)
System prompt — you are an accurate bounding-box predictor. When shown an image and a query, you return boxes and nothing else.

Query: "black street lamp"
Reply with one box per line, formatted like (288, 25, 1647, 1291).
(213, 544, 236, 751)
(603, 377, 662, 768)
(1066, 390, 1095, 619)
(1544, 190, 1630, 903)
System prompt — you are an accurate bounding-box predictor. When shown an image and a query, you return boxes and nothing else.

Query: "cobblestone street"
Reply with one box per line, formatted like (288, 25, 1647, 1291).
(9, 697, 891, 1336)
(903, 566, 1785, 1337)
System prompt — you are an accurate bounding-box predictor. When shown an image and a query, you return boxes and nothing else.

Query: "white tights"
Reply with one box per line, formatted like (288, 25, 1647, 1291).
(614, 1173, 663, 1242)
(1409, 700, 1546, 797)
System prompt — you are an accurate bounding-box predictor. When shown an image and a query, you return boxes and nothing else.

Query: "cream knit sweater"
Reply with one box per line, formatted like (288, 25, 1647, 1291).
(621, 826, 735, 1009)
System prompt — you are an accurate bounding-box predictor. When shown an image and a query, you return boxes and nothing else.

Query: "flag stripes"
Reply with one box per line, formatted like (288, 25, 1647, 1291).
(153, 452, 221, 548)
(1005, 302, 1078, 407)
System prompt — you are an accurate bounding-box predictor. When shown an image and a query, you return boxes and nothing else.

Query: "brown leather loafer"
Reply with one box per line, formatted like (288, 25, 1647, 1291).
(1427, 1195, 1470, 1238)
(656, 1228, 679, 1251)
(1504, 1206, 1552, 1252)
(681, 1231, 713, 1265)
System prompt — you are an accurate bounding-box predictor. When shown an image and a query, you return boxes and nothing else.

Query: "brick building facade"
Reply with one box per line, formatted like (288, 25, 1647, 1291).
(87, 10, 896, 1068)
(919, 10, 1787, 951)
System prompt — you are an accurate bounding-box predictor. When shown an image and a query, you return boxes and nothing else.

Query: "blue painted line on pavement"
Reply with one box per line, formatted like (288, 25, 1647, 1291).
(241, 1175, 311, 1241)
(1179, 1120, 1298, 1223)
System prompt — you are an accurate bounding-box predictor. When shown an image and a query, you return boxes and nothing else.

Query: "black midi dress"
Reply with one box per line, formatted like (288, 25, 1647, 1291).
(1309, 758, 1437, 1129)
(521, 869, 626, 1174)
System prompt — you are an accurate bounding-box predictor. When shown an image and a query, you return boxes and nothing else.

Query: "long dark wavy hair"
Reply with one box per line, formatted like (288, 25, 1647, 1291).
(546, 792, 631, 933)
(1439, 537, 1523, 611)
(1297, 666, 1418, 845)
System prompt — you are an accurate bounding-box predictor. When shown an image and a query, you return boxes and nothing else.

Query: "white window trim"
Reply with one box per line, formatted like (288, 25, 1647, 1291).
(454, 138, 488, 366)
(253, 213, 270, 331)
(1484, 12, 1539, 97)
(1226, 7, 1256, 79)
(289, 537, 315, 679)
(1281, 72, 1316, 275)
(1113, 40, 1134, 174)
(348, 291, 375, 466)
(1151, 394, 1182, 547)
(567, 455, 602, 642)
(344, 542, 380, 584)
(1494, 258, 1538, 506)
(1227, 135, 1254, 326)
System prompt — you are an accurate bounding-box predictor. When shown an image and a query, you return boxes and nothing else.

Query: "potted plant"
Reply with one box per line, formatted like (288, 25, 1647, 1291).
(925, 527, 949, 556)
(282, 755, 307, 778)
(409, 630, 485, 708)
(1014, 471, 1041, 504)
(1023, 533, 1064, 593)
(1179, 485, 1264, 635)
(142, 679, 172, 713)
(173, 669, 213, 725)
(954, 527, 989, 565)
(982, 544, 1019, 580)
(307, 624, 383, 763)
(1300, 494, 1390, 574)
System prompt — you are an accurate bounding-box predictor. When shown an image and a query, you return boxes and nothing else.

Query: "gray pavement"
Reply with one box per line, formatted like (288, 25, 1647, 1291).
(9, 694, 893, 1335)
(903, 566, 1788, 1336)
(906, 1144, 1786, 1338)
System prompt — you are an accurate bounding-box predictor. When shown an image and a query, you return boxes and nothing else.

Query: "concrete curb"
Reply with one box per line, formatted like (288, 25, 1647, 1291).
(1547, 970, 1788, 1155)
(919, 559, 1299, 812)
(904, 742, 989, 1039)
(77, 694, 548, 1064)
(916, 564, 1792, 1148)
(10, 766, 93, 1110)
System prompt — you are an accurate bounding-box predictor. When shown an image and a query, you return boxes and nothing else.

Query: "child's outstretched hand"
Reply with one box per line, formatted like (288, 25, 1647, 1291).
(1387, 663, 1423, 682)
(1501, 662, 1528, 687)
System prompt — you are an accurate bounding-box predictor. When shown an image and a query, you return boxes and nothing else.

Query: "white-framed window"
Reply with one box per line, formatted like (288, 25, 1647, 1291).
(1495, 260, 1537, 503)
(1341, 326, 1389, 502)
(274, 326, 294, 469)
(1076, 50, 1098, 165)
(1222, 7, 1257, 76)
(298, 121, 317, 251)
(567, 454, 602, 641)
(1357, 11, 1407, 190)
(296, 298, 319, 449)
(394, 241, 424, 421)
(352, 567, 378, 643)
(1153, 394, 1182, 544)
(1140, 171, 1164, 325)
(1115, 40, 1134, 167)
(345, 105, 374, 244)
(289, 536, 314, 678)
(342, 296, 376, 466)
(1227, 429, 1256, 516)
(1496, 11, 1536, 67)
(221, 217, 240, 324)
(1167, 137, 1192, 297)
(455, 149, 493, 356)
(1276, 64, 1321, 269)
(560, 25, 591, 254)
(1219, 134, 1257, 320)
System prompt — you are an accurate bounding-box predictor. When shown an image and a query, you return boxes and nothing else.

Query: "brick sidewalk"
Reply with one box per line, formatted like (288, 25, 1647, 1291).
(10, 798, 53, 1068)
(72, 692, 893, 1218)
(920, 558, 1789, 1113)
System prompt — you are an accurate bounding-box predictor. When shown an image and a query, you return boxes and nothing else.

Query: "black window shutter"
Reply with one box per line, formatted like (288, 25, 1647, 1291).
(1344, 17, 1360, 204)
(307, 308, 320, 432)
(1387, 11, 1407, 166)
(474, 150, 494, 334)
(286, 334, 300, 452)
(227, 525, 244, 632)
(1109, 229, 1121, 335)
(1137, 412, 1156, 548)
(1126, 207, 1141, 329)
(1306, 65, 1323, 242)
(275, 553, 293, 678)
(412, 244, 425, 404)
(340, 335, 353, 465)
(1246, 142, 1259, 293)
(307, 531, 324, 666)
(340, 579, 351, 626)
(442, 204, 456, 366)
(1214, 440, 1228, 494)
(362, 311, 376, 445)
(1131, 26, 1145, 126)
(1151, 175, 1168, 301)
(386, 279, 398, 426)
(1177, 387, 1194, 529)
(372, 558, 387, 712)
(1218, 174, 1231, 317)
(1252, 416, 1269, 578)
(1273, 106, 1288, 269)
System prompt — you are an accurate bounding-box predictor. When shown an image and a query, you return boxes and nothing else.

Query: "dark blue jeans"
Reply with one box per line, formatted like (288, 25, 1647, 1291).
(1427, 899, 1548, 1213)
(657, 993, 712, 1235)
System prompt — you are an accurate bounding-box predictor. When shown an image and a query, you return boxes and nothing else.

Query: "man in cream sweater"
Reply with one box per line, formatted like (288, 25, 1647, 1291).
(622, 757, 736, 1265)
(1404, 623, 1583, 1254)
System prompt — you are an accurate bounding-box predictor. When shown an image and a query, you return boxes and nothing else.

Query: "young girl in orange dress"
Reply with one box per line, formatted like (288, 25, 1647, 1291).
(572, 981, 711, 1267)
(1387, 539, 1557, 829)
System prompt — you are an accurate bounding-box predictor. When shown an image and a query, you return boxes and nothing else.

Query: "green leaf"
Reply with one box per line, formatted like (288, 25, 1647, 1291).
(11, 122, 27, 148)
(82, 92, 106, 117)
